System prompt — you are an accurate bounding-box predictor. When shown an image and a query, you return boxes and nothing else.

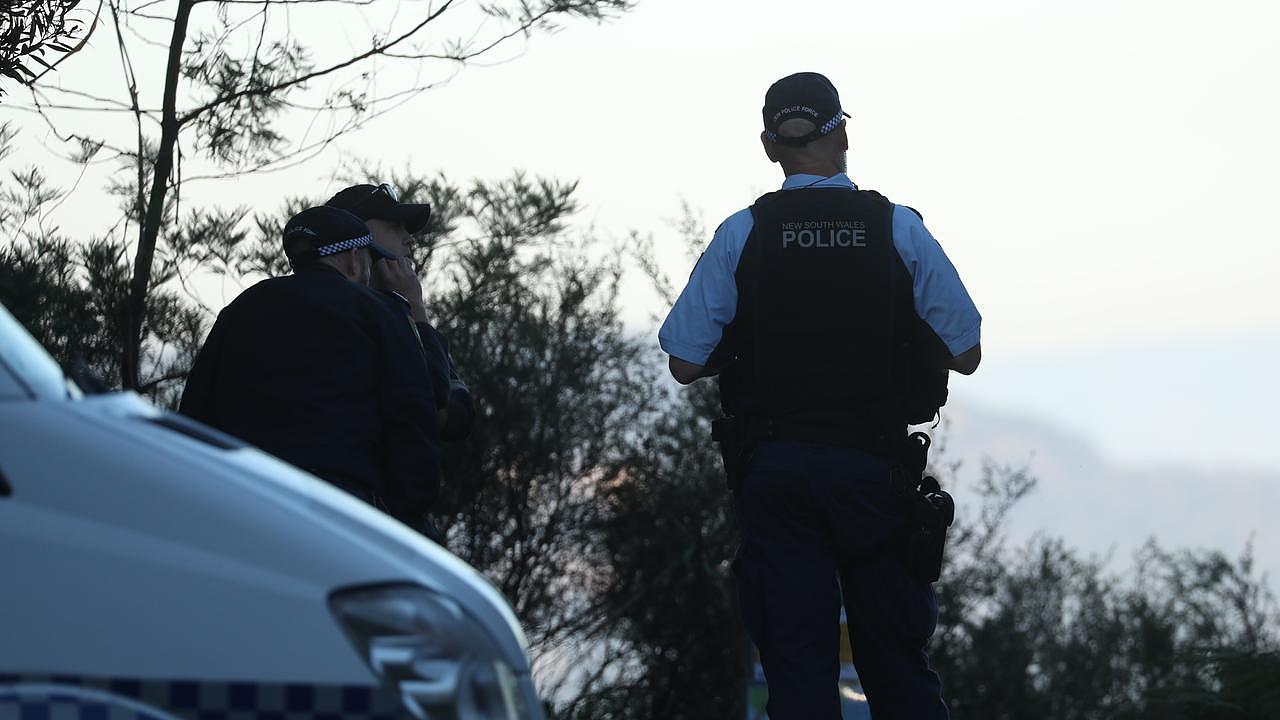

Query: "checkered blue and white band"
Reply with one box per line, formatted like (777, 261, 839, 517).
(817, 112, 844, 135)
(315, 233, 375, 257)
(765, 111, 845, 143)
(0, 675, 410, 719)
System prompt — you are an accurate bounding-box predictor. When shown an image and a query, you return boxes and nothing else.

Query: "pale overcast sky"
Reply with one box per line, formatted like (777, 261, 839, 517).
(9, 0, 1280, 481)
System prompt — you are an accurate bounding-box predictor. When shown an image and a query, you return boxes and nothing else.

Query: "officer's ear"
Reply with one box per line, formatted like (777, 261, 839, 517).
(325, 247, 364, 282)
(761, 131, 781, 164)
(834, 120, 849, 152)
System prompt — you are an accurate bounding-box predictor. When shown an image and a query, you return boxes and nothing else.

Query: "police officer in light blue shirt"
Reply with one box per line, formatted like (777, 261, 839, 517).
(659, 72, 981, 719)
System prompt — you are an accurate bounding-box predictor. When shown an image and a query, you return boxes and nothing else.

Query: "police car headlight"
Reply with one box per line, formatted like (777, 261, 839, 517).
(331, 585, 529, 720)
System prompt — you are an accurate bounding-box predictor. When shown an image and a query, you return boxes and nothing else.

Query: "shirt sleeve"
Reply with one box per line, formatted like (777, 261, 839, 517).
(891, 205, 982, 356)
(658, 209, 753, 365)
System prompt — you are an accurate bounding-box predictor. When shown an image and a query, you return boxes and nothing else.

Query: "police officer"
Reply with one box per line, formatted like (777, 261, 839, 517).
(325, 183, 475, 442)
(659, 72, 981, 719)
(180, 205, 442, 528)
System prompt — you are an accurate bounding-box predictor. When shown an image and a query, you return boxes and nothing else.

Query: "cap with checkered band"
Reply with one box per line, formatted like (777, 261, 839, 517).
(282, 205, 396, 268)
(762, 72, 851, 147)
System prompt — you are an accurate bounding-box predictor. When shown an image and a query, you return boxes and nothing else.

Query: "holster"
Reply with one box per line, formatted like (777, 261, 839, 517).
(711, 416, 753, 493)
(895, 432, 956, 584)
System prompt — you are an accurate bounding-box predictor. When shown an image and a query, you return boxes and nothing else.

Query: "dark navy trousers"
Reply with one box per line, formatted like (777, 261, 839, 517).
(734, 440, 949, 720)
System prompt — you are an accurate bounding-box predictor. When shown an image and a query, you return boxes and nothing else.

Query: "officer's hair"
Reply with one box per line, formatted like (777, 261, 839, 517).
(771, 118, 845, 162)
(777, 118, 818, 139)
(283, 235, 314, 263)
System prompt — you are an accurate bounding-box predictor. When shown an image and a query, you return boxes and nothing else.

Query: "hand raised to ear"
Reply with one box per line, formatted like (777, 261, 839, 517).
(373, 256, 428, 323)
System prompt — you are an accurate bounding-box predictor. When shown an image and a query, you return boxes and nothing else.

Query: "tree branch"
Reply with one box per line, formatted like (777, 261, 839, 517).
(34, 84, 142, 112)
(178, 0, 459, 125)
(137, 367, 192, 392)
(128, 0, 170, 15)
(123, 0, 196, 389)
(194, 0, 378, 4)
(22, 87, 135, 159)
(28, 0, 106, 85)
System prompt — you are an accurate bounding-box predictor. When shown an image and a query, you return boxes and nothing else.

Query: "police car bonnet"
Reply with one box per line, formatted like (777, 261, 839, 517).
(762, 72, 851, 147)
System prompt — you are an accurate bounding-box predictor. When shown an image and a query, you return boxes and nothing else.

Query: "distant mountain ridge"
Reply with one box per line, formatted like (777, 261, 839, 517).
(935, 399, 1278, 586)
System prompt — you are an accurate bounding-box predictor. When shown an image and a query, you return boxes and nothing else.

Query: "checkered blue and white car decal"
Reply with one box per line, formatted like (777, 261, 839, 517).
(0, 675, 412, 720)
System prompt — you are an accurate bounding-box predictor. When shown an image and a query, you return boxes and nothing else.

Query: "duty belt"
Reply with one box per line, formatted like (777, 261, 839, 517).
(754, 418, 907, 460)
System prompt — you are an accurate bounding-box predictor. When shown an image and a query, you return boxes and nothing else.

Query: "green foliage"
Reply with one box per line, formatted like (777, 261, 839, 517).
(929, 466, 1280, 720)
(0, 0, 89, 92)
(577, 378, 748, 720)
(182, 21, 312, 167)
(1150, 647, 1280, 719)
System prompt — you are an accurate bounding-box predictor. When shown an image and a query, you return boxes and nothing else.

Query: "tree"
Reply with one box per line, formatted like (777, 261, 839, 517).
(0, 0, 96, 93)
(0, 122, 205, 402)
(402, 172, 666, 708)
(12, 0, 630, 390)
(928, 463, 1280, 719)
(582, 377, 749, 720)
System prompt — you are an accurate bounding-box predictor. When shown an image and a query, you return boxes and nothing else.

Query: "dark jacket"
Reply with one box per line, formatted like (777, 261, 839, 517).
(374, 291, 476, 442)
(416, 321, 475, 442)
(179, 265, 441, 516)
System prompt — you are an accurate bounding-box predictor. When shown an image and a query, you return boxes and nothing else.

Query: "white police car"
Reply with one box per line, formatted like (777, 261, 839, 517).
(0, 302, 543, 720)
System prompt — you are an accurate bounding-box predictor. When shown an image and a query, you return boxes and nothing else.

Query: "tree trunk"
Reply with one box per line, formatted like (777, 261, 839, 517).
(121, 0, 194, 390)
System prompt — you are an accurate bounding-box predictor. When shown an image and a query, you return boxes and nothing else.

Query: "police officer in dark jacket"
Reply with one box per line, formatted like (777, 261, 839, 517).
(325, 183, 475, 442)
(659, 73, 982, 719)
(180, 206, 442, 528)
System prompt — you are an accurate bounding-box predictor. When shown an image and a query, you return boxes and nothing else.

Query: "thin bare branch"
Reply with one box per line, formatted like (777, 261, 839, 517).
(246, 2, 270, 99)
(178, 0, 460, 125)
(34, 84, 138, 112)
(194, 0, 376, 4)
(137, 367, 192, 392)
(6, 100, 140, 114)
(126, 11, 176, 21)
(110, 0, 147, 243)
(178, 72, 444, 181)
(170, 261, 217, 315)
(22, 87, 135, 159)
(129, 0, 169, 14)
(124, 21, 176, 49)
(383, 8, 551, 64)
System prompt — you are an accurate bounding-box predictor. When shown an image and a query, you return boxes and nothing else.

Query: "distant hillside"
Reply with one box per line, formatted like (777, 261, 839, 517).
(935, 399, 1278, 586)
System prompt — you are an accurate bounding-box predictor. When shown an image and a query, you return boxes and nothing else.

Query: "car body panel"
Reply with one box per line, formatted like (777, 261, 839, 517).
(0, 303, 543, 717)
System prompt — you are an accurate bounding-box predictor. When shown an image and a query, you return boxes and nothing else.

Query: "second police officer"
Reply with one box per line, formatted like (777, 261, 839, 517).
(659, 72, 982, 719)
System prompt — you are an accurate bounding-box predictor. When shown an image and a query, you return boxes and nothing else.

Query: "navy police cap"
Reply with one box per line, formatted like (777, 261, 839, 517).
(282, 205, 396, 266)
(762, 72, 851, 147)
(326, 183, 432, 235)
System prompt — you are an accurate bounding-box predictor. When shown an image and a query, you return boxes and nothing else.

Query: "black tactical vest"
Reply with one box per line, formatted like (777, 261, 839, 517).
(718, 186, 948, 433)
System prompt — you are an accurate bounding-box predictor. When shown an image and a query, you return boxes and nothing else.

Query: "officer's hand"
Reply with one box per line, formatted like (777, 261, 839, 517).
(373, 256, 428, 322)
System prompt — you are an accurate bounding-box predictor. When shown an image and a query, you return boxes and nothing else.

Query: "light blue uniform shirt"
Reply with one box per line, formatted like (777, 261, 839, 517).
(659, 173, 981, 366)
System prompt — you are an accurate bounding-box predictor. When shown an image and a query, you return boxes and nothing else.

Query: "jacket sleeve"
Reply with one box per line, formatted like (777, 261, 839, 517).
(178, 313, 228, 425)
(377, 309, 443, 517)
(413, 320, 452, 410)
(417, 323, 476, 442)
(442, 366, 475, 442)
